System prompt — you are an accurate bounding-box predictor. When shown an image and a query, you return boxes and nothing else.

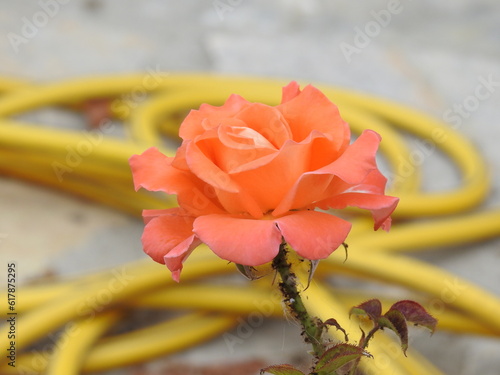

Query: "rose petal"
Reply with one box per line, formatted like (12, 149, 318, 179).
(273, 130, 382, 216)
(130, 147, 225, 216)
(232, 133, 334, 214)
(281, 81, 301, 104)
(233, 103, 292, 148)
(277, 84, 350, 148)
(275, 210, 352, 260)
(196, 121, 277, 174)
(186, 139, 264, 217)
(129, 147, 180, 193)
(141, 209, 198, 266)
(142, 209, 172, 224)
(211, 187, 265, 218)
(164, 235, 202, 282)
(193, 214, 282, 266)
(318, 193, 399, 231)
(300, 168, 391, 216)
(351, 168, 389, 195)
(272, 174, 335, 216)
(219, 124, 276, 150)
(142, 209, 203, 282)
(179, 94, 250, 140)
(315, 130, 381, 184)
(170, 142, 189, 170)
(185, 140, 240, 193)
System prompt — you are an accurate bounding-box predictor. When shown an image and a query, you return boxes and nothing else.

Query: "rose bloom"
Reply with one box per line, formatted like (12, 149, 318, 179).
(130, 82, 399, 281)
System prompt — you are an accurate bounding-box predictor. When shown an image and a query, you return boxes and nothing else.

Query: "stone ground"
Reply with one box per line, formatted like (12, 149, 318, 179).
(0, 1, 500, 374)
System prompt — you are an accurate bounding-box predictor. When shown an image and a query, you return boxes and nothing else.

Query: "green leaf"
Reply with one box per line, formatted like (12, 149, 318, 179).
(380, 309, 409, 355)
(389, 300, 438, 333)
(315, 343, 368, 373)
(260, 364, 305, 375)
(349, 299, 382, 322)
(323, 318, 349, 342)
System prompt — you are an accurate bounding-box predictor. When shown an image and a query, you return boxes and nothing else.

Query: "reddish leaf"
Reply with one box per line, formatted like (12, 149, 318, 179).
(379, 310, 409, 355)
(389, 300, 437, 333)
(260, 364, 305, 375)
(349, 299, 382, 322)
(324, 318, 349, 342)
(315, 343, 369, 373)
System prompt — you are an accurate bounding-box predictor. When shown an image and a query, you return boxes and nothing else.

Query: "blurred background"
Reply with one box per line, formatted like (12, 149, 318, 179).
(0, 1, 499, 374)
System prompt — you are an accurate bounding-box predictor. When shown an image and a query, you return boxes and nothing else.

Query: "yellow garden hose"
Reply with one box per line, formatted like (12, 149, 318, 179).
(46, 311, 122, 375)
(0, 73, 499, 375)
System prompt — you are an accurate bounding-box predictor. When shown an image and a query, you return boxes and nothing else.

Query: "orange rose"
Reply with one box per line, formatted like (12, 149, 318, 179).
(130, 82, 399, 281)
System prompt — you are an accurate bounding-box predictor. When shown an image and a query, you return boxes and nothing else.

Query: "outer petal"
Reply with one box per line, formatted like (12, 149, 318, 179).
(141, 208, 200, 281)
(164, 236, 202, 282)
(142, 209, 173, 224)
(273, 130, 382, 216)
(275, 211, 352, 260)
(130, 147, 225, 216)
(319, 193, 399, 231)
(129, 147, 180, 193)
(307, 168, 391, 214)
(193, 214, 282, 266)
(281, 81, 301, 104)
(314, 130, 381, 184)
(351, 168, 389, 195)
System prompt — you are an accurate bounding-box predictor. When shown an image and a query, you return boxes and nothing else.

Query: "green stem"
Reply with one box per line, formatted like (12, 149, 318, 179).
(272, 243, 325, 359)
(360, 326, 379, 350)
(347, 326, 379, 375)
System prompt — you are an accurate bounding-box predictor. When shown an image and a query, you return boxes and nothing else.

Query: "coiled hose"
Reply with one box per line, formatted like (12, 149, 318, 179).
(0, 74, 499, 375)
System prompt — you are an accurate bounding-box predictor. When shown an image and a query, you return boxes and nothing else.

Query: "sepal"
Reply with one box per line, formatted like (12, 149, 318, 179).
(235, 263, 264, 280)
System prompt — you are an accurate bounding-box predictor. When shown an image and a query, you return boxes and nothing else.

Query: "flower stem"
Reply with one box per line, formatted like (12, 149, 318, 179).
(347, 326, 379, 375)
(272, 243, 325, 359)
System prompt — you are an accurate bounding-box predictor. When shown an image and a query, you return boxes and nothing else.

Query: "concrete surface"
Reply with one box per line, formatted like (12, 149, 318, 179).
(1, 1, 500, 374)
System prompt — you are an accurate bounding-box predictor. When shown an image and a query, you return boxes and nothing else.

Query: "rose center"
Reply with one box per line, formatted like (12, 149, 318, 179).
(220, 125, 277, 151)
